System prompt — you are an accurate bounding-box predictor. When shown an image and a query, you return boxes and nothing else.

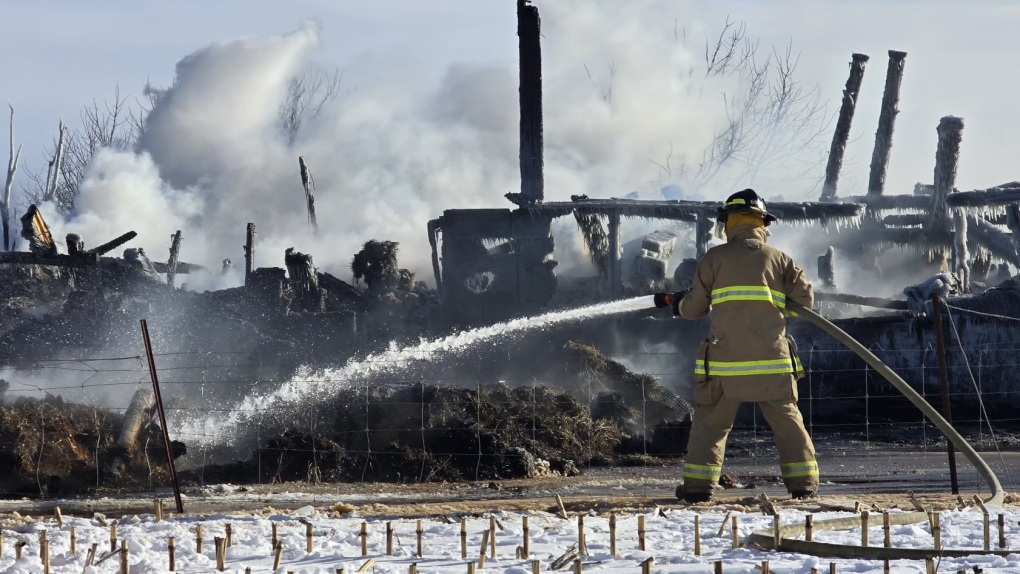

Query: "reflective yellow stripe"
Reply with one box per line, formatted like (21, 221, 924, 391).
(781, 461, 819, 478)
(682, 463, 722, 481)
(695, 358, 799, 377)
(710, 286, 786, 309)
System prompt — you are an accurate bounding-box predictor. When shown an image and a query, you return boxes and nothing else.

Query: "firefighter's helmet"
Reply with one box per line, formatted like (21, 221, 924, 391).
(717, 188, 777, 226)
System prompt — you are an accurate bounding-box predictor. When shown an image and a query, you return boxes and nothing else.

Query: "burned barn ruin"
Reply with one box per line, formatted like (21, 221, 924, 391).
(0, 1, 1019, 497)
(426, 6, 1020, 430)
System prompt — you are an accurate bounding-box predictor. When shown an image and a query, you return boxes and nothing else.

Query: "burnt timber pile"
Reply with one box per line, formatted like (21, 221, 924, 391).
(0, 208, 439, 401)
(0, 391, 186, 497)
(197, 341, 692, 485)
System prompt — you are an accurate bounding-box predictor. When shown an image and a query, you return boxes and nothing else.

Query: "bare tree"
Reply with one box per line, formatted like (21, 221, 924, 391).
(279, 66, 343, 144)
(645, 19, 831, 198)
(24, 87, 135, 213)
(41, 120, 67, 204)
(129, 80, 168, 141)
(584, 62, 616, 104)
(3, 104, 22, 250)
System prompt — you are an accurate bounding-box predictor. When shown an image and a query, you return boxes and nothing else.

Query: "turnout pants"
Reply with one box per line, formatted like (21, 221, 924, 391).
(682, 396, 818, 494)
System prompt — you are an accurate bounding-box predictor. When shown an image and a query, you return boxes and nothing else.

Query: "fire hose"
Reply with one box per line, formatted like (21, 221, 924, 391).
(785, 299, 1003, 506)
(743, 299, 1006, 559)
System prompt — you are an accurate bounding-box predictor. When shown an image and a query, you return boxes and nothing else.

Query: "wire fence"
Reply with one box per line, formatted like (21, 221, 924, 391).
(0, 305, 1019, 505)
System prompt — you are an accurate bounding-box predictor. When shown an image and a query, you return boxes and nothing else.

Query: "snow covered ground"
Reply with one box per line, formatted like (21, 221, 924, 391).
(3, 504, 1020, 574)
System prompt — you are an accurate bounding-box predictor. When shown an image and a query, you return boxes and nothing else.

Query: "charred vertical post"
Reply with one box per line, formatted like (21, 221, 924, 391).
(427, 218, 443, 299)
(298, 157, 319, 235)
(66, 234, 83, 256)
(817, 246, 836, 289)
(518, 0, 544, 203)
(695, 212, 713, 260)
(244, 223, 256, 286)
(929, 116, 964, 233)
(821, 53, 869, 201)
(166, 230, 182, 287)
(930, 295, 960, 494)
(868, 51, 907, 196)
(607, 210, 621, 297)
(1005, 204, 1020, 261)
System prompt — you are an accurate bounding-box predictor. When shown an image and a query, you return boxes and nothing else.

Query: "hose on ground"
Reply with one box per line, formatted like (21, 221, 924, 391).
(787, 299, 1004, 505)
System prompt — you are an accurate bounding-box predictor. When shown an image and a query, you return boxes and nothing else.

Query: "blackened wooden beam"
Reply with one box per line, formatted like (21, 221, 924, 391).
(929, 116, 964, 233)
(821, 53, 869, 201)
(867, 51, 907, 196)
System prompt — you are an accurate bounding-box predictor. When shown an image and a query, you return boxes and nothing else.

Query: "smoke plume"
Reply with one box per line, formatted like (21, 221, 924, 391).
(39, 5, 827, 284)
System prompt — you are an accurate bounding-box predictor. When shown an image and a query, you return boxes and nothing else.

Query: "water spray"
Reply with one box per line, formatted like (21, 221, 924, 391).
(178, 295, 655, 444)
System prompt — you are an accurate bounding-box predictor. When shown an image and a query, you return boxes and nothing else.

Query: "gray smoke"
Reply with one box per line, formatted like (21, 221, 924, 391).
(37, 7, 829, 284)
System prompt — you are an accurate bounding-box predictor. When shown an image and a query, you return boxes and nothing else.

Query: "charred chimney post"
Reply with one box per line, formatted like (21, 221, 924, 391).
(820, 53, 869, 201)
(929, 117, 966, 285)
(166, 230, 182, 288)
(518, 0, 544, 203)
(867, 51, 906, 197)
(65, 233, 84, 289)
(427, 218, 443, 300)
(929, 117, 964, 232)
(244, 223, 256, 286)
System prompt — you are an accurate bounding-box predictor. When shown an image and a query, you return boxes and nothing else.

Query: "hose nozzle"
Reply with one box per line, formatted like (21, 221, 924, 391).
(654, 291, 687, 315)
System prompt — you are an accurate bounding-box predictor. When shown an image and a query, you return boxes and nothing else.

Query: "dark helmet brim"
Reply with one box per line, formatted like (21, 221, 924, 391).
(717, 188, 778, 225)
(716, 205, 778, 225)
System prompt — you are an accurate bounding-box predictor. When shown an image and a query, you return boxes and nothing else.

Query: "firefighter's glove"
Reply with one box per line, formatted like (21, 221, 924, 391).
(653, 291, 689, 316)
(671, 290, 689, 316)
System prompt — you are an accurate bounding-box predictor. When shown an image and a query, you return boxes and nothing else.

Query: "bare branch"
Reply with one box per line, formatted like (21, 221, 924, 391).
(662, 19, 832, 197)
(42, 120, 67, 203)
(279, 66, 345, 144)
(4, 104, 22, 250)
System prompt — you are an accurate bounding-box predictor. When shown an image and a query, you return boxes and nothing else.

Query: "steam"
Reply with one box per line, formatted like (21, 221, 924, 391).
(38, 7, 820, 283)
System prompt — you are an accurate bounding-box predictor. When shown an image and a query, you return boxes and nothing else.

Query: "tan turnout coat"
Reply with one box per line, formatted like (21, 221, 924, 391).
(679, 225, 814, 404)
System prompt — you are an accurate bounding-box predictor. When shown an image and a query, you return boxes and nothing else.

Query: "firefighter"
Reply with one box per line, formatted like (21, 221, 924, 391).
(656, 188, 817, 503)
